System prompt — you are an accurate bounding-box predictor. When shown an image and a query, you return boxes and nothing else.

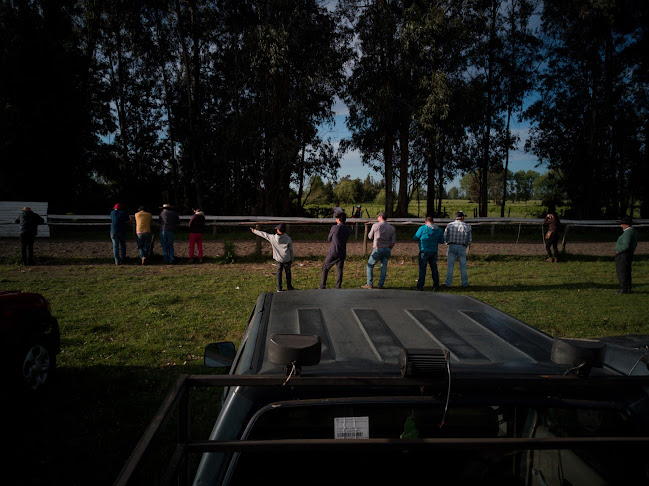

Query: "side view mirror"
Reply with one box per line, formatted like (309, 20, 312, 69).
(204, 342, 236, 369)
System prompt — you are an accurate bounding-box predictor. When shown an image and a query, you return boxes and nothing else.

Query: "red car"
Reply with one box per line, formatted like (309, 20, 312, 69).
(0, 291, 60, 392)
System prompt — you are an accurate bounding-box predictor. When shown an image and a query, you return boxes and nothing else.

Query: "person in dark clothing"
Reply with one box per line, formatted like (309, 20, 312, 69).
(543, 213, 560, 262)
(15, 207, 45, 265)
(110, 203, 132, 265)
(319, 213, 351, 289)
(159, 203, 180, 264)
(615, 216, 638, 294)
(188, 209, 206, 263)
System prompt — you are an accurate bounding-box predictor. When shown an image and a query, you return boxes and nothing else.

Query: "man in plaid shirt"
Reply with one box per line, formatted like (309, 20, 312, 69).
(443, 211, 472, 288)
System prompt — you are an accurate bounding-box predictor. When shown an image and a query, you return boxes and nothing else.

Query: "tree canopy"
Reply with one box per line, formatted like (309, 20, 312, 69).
(1, 0, 647, 217)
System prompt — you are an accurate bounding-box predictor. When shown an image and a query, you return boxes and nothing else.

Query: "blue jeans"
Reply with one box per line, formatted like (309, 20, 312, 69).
(160, 231, 175, 263)
(445, 244, 468, 287)
(137, 233, 152, 259)
(110, 232, 127, 263)
(276, 262, 293, 291)
(367, 247, 391, 287)
(417, 251, 439, 289)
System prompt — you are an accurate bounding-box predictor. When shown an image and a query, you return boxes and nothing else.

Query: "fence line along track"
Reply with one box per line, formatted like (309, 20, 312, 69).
(44, 214, 649, 227)
(40, 215, 647, 256)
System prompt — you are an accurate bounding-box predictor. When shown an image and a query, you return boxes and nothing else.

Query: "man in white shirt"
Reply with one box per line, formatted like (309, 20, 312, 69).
(361, 212, 396, 289)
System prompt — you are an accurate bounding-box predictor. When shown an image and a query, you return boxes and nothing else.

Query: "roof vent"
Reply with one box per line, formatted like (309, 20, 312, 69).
(551, 338, 605, 377)
(400, 348, 449, 378)
(268, 334, 321, 377)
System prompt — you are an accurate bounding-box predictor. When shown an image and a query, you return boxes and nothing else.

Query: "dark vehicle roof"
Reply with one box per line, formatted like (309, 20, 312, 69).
(250, 290, 621, 377)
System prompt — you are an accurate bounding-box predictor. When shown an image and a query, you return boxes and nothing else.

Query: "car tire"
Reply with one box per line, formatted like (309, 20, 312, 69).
(17, 334, 56, 392)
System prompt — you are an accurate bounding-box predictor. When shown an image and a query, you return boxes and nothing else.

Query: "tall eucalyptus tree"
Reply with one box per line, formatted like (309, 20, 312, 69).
(525, 0, 646, 218)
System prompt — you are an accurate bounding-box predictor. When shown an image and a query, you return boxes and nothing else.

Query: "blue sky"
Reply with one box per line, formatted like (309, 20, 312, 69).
(321, 97, 546, 190)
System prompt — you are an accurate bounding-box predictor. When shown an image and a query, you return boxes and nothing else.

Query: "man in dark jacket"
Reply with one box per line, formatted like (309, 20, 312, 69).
(159, 203, 180, 264)
(319, 212, 351, 289)
(615, 216, 638, 294)
(110, 203, 132, 265)
(15, 207, 45, 265)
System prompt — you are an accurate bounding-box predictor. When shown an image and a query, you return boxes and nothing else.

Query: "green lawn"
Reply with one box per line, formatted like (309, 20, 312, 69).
(309, 199, 546, 219)
(2, 251, 648, 485)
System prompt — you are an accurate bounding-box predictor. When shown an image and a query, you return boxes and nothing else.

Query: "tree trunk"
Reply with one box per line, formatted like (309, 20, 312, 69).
(384, 126, 394, 217)
(501, 108, 511, 217)
(481, 0, 498, 217)
(426, 138, 436, 217)
(395, 116, 410, 217)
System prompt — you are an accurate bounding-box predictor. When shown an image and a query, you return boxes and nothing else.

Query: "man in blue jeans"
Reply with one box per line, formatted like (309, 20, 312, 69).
(362, 212, 396, 289)
(159, 203, 180, 264)
(443, 211, 472, 288)
(110, 203, 132, 265)
(413, 216, 445, 291)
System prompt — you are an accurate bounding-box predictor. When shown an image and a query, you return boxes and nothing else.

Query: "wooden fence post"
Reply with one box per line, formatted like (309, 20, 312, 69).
(363, 223, 369, 255)
(561, 224, 570, 253)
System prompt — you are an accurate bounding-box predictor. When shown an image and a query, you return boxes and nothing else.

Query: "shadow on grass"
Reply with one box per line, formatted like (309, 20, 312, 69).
(383, 282, 646, 293)
(0, 252, 272, 266)
(4, 364, 222, 486)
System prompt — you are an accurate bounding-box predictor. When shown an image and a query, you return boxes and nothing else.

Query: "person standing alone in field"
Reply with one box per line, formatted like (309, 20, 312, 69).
(188, 209, 206, 263)
(159, 203, 180, 264)
(15, 206, 45, 265)
(543, 212, 561, 262)
(614, 216, 638, 294)
(319, 212, 350, 289)
(110, 203, 132, 265)
(135, 206, 153, 265)
(413, 216, 445, 291)
(250, 223, 294, 292)
(362, 211, 396, 289)
(443, 211, 472, 288)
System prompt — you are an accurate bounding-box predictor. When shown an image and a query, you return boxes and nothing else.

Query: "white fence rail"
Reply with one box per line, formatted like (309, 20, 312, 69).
(0, 201, 50, 237)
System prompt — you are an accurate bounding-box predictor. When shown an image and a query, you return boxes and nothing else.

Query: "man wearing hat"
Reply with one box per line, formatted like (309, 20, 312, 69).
(159, 203, 180, 264)
(614, 216, 638, 294)
(443, 210, 472, 288)
(250, 223, 294, 292)
(319, 211, 350, 289)
(135, 206, 153, 265)
(110, 203, 132, 265)
(188, 209, 206, 263)
(14, 207, 45, 265)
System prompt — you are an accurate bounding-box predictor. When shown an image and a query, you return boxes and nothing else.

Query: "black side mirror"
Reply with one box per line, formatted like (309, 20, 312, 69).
(204, 342, 236, 369)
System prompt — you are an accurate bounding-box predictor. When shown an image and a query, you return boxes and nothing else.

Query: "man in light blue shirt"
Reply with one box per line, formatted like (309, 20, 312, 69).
(443, 211, 472, 288)
(413, 216, 445, 290)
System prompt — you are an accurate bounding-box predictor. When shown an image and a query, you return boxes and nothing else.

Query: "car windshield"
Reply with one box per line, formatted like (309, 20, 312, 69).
(226, 400, 649, 485)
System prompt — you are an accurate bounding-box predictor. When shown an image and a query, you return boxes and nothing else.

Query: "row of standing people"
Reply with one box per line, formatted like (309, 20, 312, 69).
(14, 206, 638, 293)
(359, 210, 473, 290)
(251, 210, 473, 293)
(110, 203, 205, 265)
(257, 210, 637, 295)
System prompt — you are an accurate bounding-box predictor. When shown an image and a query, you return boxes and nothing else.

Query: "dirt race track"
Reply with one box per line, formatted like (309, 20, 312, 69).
(1, 238, 647, 262)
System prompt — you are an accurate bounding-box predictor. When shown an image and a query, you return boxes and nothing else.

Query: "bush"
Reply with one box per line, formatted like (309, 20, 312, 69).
(220, 240, 237, 263)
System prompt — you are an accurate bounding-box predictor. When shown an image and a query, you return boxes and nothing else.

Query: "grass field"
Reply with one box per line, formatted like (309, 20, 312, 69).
(310, 199, 546, 219)
(2, 248, 648, 485)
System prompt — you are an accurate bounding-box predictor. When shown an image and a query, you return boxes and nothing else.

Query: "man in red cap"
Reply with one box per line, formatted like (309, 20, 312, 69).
(110, 203, 132, 265)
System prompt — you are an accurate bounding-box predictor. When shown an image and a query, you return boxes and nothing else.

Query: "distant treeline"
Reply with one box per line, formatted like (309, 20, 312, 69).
(1, 0, 647, 218)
